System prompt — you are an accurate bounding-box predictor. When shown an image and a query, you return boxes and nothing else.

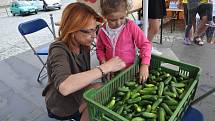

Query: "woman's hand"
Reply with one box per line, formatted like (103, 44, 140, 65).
(100, 56, 126, 74)
(139, 64, 149, 84)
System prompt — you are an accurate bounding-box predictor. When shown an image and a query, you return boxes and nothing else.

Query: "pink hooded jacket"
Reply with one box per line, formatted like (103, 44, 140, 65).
(96, 19, 152, 67)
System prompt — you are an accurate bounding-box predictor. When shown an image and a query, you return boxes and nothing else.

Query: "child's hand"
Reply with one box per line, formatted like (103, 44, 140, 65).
(139, 64, 149, 84)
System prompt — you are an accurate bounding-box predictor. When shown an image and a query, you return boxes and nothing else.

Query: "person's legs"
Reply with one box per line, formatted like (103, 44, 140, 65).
(148, 19, 161, 41)
(184, 7, 197, 45)
(193, 4, 208, 45)
(148, 19, 162, 55)
(183, 3, 194, 41)
(206, 16, 215, 43)
(205, 3, 215, 27)
(148, 0, 166, 55)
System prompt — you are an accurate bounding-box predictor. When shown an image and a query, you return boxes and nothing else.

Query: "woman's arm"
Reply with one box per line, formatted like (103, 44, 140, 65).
(59, 56, 125, 96)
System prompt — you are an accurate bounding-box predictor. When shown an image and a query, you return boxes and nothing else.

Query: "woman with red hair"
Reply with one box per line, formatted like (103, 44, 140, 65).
(42, 2, 125, 121)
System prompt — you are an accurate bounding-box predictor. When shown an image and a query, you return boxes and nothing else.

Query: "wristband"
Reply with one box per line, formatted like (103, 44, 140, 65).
(96, 66, 105, 77)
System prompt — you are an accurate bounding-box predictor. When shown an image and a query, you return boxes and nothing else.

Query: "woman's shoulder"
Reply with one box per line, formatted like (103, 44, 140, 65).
(49, 41, 70, 54)
(50, 41, 67, 50)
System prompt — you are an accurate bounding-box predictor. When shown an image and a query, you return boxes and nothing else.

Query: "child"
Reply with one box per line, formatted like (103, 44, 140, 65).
(96, 0, 152, 83)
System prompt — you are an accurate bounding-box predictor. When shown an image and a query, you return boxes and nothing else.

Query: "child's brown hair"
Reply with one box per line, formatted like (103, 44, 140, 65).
(100, 0, 128, 16)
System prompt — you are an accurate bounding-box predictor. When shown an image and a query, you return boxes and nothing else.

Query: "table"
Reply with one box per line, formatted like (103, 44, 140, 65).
(166, 8, 184, 33)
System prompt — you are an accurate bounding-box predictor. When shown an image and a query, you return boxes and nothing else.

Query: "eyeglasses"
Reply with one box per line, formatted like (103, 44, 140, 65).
(79, 28, 98, 35)
(79, 26, 99, 35)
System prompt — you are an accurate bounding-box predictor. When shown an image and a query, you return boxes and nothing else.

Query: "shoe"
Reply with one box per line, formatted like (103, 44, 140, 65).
(206, 21, 215, 27)
(184, 37, 192, 45)
(193, 36, 204, 46)
(151, 47, 162, 56)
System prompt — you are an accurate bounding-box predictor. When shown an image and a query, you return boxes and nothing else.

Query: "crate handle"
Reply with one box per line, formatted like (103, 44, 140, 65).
(102, 115, 114, 121)
(160, 62, 180, 72)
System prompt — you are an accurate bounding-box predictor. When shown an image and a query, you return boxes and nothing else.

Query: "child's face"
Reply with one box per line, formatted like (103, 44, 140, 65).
(106, 11, 127, 29)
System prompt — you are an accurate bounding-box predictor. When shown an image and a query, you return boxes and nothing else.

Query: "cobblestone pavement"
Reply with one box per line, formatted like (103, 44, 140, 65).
(0, 0, 76, 61)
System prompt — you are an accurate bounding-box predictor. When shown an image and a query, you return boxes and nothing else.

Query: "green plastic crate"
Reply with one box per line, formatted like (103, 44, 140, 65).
(84, 55, 201, 121)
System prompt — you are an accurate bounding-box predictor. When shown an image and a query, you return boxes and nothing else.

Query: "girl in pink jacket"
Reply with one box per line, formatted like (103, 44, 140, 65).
(96, 0, 152, 83)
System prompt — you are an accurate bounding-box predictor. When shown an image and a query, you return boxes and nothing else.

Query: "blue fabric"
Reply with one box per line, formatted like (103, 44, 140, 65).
(182, 106, 203, 121)
(35, 46, 49, 55)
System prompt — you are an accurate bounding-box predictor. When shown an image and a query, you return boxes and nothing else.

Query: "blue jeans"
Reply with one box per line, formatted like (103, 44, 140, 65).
(47, 108, 81, 121)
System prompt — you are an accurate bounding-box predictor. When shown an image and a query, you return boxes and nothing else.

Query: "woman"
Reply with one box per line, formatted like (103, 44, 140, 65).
(42, 2, 125, 121)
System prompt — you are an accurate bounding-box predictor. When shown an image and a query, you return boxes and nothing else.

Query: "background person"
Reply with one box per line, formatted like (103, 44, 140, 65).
(206, 0, 215, 44)
(148, 0, 166, 55)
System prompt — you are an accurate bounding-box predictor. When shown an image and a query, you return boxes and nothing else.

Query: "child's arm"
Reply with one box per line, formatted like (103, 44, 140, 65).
(96, 33, 106, 63)
(131, 22, 152, 66)
(139, 64, 149, 83)
(130, 20, 152, 82)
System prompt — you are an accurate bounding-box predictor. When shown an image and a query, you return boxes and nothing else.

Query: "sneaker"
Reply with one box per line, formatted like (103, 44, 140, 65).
(193, 36, 204, 46)
(151, 47, 162, 56)
(206, 21, 215, 27)
(184, 37, 192, 45)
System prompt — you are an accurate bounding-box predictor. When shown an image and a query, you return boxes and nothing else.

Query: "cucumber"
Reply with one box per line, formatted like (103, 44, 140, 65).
(163, 100, 178, 106)
(164, 76, 172, 85)
(179, 90, 187, 99)
(131, 117, 145, 121)
(139, 90, 157, 95)
(176, 88, 184, 94)
(165, 95, 178, 103)
(123, 91, 131, 101)
(142, 112, 157, 118)
(125, 81, 136, 87)
(118, 87, 130, 92)
(131, 92, 140, 99)
(158, 82, 164, 96)
(106, 97, 116, 109)
(163, 92, 177, 98)
(171, 83, 185, 88)
(134, 104, 142, 112)
(161, 103, 173, 116)
(116, 105, 124, 114)
(146, 105, 152, 112)
(141, 86, 158, 92)
(133, 85, 143, 93)
(169, 105, 178, 110)
(158, 107, 166, 121)
(117, 92, 125, 96)
(139, 100, 153, 106)
(141, 95, 158, 101)
(128, 97, 142, 104)
(171, 76, 177, 83)
(170, 86, 178, 97)
(145, 84, 155, 88)
(152, 98, 163, 111)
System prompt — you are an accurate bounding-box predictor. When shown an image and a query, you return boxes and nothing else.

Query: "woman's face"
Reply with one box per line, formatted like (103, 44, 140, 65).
(74, 18, 97, 47)
(106, 11, 126, 29)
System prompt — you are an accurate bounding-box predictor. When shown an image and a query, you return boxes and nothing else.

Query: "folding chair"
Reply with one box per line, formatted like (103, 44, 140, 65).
(18, 18, 55, 83)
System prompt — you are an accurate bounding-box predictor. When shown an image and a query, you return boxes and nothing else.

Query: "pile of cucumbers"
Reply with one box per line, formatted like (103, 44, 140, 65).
(105, 68, 193, 121)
